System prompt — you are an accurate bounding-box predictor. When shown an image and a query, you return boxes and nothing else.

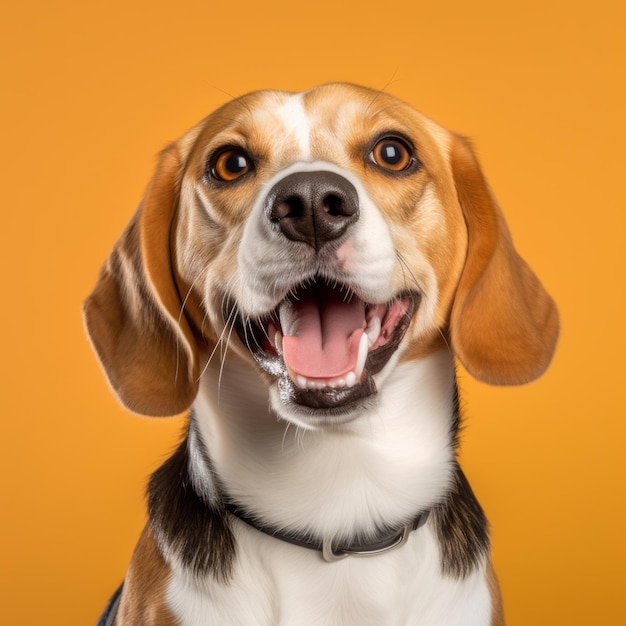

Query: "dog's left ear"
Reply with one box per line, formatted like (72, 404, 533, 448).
(449, 135, 559, 385)
(83, 144, 199, 416)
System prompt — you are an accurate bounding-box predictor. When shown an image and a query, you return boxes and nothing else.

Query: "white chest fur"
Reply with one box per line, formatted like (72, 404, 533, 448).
(167, 524, 491, 625)
(194, 350, 456, 538)
(166, 350, 492, 624)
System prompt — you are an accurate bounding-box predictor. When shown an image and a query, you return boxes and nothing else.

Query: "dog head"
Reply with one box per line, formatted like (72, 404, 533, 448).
(83, 83, 558, 428)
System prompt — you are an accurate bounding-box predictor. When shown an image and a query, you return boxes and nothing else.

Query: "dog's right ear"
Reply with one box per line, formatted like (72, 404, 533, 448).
(83, 145, 199, 417)
(448, 135, 559, 385)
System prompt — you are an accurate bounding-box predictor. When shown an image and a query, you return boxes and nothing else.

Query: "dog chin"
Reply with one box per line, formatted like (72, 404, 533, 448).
(268, 379, 378, 430)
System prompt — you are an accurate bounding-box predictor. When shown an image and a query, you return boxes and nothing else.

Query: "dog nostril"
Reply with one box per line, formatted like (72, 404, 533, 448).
(272, 197, 304, 222)
(323, 194, 345, 217)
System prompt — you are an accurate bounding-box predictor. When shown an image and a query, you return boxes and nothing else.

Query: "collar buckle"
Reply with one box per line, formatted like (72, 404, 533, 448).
(321, 522, 414, 562)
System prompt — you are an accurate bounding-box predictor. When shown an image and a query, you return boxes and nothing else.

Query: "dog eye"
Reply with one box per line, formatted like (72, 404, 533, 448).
(370, 138, 413, 172)
(210, 148, 252, 182)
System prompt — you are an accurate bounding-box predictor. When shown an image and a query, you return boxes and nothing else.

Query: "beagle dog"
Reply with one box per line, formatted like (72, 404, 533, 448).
(85, 83, 558, 625)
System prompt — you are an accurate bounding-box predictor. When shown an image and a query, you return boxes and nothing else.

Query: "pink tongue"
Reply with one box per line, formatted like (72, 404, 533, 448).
(279, 285, 365, 379)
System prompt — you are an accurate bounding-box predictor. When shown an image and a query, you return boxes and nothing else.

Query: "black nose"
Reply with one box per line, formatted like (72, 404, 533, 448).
(265, 171, 359, 250)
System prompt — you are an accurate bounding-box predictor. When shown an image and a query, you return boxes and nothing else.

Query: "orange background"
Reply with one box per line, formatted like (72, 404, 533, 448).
(1, 1, 624, 624)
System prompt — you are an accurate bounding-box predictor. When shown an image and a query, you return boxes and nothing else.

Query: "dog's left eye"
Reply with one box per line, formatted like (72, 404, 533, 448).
(370, 138, 414, 172)
(210, 148, 252, 182)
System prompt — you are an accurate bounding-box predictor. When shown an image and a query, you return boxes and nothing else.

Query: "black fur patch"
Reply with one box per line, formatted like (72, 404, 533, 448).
(147, 424, 236, 583)
(431, 463, 490, 579)
(147, 379, 487, 583)
(450, 378, 462, 448)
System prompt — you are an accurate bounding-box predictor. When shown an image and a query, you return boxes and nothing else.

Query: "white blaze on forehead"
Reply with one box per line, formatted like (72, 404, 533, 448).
(276, 93, 311, 158)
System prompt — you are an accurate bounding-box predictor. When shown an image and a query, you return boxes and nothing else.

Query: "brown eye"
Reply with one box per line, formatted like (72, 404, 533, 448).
(211, 148, 252, 182)
(371, 138, 413, 172)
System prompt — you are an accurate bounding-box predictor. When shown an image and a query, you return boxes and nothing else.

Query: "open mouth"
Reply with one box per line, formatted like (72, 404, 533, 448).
(231, 277, 418, 413)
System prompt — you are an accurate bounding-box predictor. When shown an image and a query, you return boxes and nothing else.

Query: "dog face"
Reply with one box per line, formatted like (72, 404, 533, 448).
(84, 83, 558, 428)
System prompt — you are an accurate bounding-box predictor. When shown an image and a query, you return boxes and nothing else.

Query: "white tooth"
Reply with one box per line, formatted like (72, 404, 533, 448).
(345, 371, 357, 388)
(366, 315, 381, 346)
(337, 378, 346, 388)
(278, 300, 296, 337)
(356, 332, 368, 380)
(275, 330, 283, 355)
(297, 375, 308, 389)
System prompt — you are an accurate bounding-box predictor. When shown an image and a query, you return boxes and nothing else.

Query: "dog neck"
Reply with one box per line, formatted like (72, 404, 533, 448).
(190, 348, 459, 542)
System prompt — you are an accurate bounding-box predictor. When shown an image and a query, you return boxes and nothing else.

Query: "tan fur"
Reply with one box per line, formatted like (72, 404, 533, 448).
(85, 83, 558, 414)
(83, 145, 200, 416)
(85, 83, 558, 622)
(487, 560, 506, 626)
(449, 135, 559, 384)
(114, 527, 177, 626)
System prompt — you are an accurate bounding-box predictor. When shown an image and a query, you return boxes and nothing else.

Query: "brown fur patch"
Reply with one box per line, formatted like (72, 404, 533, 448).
(449, 134, 559, 384)
(114, 526, 178, 625)
(487, 560, 506, 626)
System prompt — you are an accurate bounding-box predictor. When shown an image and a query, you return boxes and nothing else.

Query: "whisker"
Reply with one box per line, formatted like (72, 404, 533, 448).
(396, 252, 453, 355)
(200, 308, 210, 337)
(217, 313, 237, 404)
(174, 273, 204, 384)
(395, 252, 422, 293)
(436, 327, 453, 355)
(210, 84, 242, 102)
(257, 318, 271, 343)
(241, 316, 253, 353)
(295, 425, 306, 450)
(244, 316, 265, 354)
(364, 70, 400, 115)
(196, 305, 237, 382)
(207, 82, 256, 123)
(281, 421, 292, 452)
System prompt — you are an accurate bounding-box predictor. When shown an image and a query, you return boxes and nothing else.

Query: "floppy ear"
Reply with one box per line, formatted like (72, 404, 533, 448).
(449, 135, 559, 385)
(83, 144, 199, 416)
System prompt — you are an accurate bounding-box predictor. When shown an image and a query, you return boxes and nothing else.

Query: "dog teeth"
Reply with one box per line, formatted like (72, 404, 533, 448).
(292, 372, 360, 391)
(355, 332, 368, 380)
(344, 371, 357, 387)
(365, 315, 381, 346)
(267, 323, 283, 355)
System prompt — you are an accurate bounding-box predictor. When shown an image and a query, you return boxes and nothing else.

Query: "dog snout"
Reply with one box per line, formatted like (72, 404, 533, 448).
(265, 171, 359, 250)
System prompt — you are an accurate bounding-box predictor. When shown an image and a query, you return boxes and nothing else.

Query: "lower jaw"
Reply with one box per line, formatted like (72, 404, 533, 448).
(270, 373, 379, 429)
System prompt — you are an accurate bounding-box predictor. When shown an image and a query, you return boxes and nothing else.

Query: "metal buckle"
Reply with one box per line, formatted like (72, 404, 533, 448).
(321, 523, 413, 563)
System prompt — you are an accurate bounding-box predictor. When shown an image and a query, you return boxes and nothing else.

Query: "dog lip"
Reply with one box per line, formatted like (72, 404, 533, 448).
(278, 373, 378, 415)
(228, 285, 419, 411)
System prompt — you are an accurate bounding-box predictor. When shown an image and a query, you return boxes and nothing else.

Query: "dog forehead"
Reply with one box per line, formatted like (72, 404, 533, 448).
(192, 84, 445, 159)
(253, 91, 313, 157)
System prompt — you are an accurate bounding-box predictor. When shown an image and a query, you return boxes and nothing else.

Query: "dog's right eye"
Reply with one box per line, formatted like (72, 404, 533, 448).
(370, 137, 414, 172)
(209, 148, 252, 182)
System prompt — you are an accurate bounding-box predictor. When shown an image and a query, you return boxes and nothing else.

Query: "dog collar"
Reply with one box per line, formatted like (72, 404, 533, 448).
(226, 502, 430, 562)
